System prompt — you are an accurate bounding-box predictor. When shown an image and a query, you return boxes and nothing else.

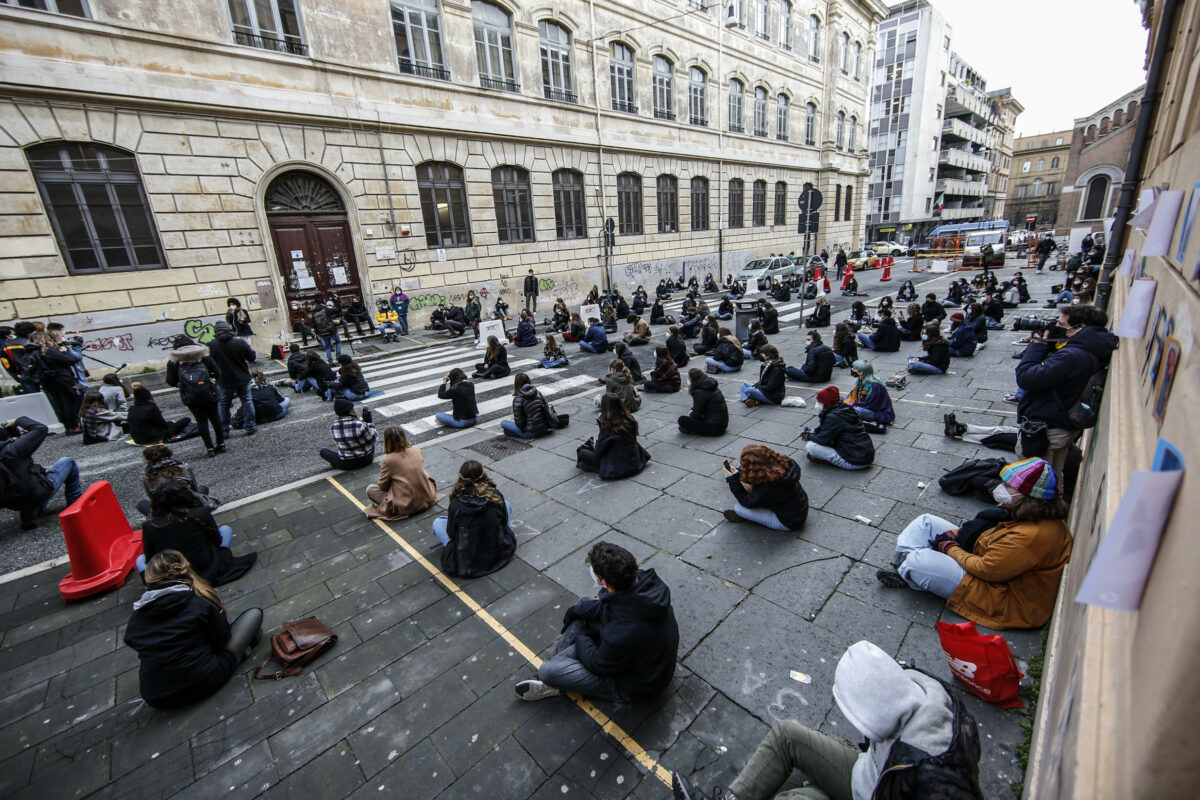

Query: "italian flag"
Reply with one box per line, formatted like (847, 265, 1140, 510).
(935, 193, 945, 212)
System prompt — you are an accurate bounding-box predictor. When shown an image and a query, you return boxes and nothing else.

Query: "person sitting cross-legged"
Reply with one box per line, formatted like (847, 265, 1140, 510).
(432, 460, 516, 578)
(845, 360, 894, 433)
(739, 345, 786, 407)
(678, 368, 728, 436)
(804, 386, 875, 470)
(721, 444, 809, 530)
(319, 398, 377, 470)
(786, 331, 834, 383)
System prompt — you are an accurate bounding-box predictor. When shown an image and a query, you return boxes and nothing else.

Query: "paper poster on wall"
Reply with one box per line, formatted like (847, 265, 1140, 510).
(1143, 189, 1185, 257)
(1114, 278, 1157, 338)
(375, 245, 395, 260)
(1153, 338, 1181, 425)
(580, 303, 601, 321)
(1117, 248, 1136, 276)
(292, 260, 306, 271)
(1130, 188, 1157, 230)
(1175, 184, 1200, 262)
(437, 248, 447, 262)
(477, 318, 505, 347)
(297, 276, 316, 290)
(290, 250, 304, 259)
(331, 267, 348, 285)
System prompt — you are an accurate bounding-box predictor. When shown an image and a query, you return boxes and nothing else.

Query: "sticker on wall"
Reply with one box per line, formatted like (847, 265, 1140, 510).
(331, 266, 348, 285)
(290, 250, 304, 259)
(1152, 338, 1181, 426)
(437, 248, 447, 262)
(1175, 183, 1200, 262)
(375, 245, 395, 260)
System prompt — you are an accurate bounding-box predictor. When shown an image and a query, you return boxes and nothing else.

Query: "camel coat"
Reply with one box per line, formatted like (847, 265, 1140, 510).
(947, 518, 1073, 630)
(364, 448, 443, 520)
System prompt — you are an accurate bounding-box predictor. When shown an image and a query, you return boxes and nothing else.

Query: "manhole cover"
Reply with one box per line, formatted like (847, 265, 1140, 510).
(467, 435, 532, 461)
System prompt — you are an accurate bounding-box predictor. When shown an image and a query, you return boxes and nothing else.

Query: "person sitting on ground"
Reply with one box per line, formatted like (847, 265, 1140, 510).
(435, 368, 478, 428)
(877, 457, 1073, 629)
(897, 279, 918, 302)
(551, 298, 571, 332)
(804, 295, 831, 328)
(705, 274, 720, 293)
(576, 395, 651, 479)
(612, 341, 643, 382)
(772, 280, 791, 303)
(614, 291, 630, 320)
(642, 346, 682, 394)
(841, 275, 861, 296)
(943, 280, 964, 308)
(515, 541, 678, 702)
(743, 319, 768, 361)
(804, 386, 875, 470)
(99, 372, 130, 413)
(600, 301, 619, 333)
(295, 351, 336, 396)
(740, 345, 786, 407)
(123, 550, 263, 710)
(127, 384, 196, 445)
(846, 301, 869, 332)
(693, 316, 720, 355)
(493, 295, 511, 321)
(966, 302, 989, 348)
(587, 284, 602, 304)
(328, 354, 372, 400)
(501, 373, 552, 439)
(433, 460, 516, 578)
(921, 292, 948, 324)
(579, 317, 609, 354)
(671, 639, 984, 800)
(0, 416, 83, 529)
(679, 299, 703, 339)
(846, 361, 894, 433)
(856, 308, 902, 352)
(655, 280, 670, 300)
(623, 316, 652, 346)
(563, 312, 586, 342)
(631, 287, 648, 316)
(473, 336, 511, 379)
(320, 398, 376, 470)
(677, 368, 728, 435)
(512, 309, 539, 347)
(540, 333, 569, 368)
(135, 443, 214, 517)
(706, 327, 744, 373)
(364, 426, 441, 520)
(908, 325, 950, 375)
(285, 343, 308, 381)
(666, 326, 690, 368)
(597, 359, 641, 413)
(877, 296, 895, 317)
(1000, 281, 1021, 309)
(138, 478, 257, 583)
(946, 312, 978, 357)
(833, 322, 859, 368)
(80, 389, 126, 444)
(237, 370, 289, 426)
(898, 303, 925, 342)
(786, 330, 835, 383)
(716, 296, 734, 320)
(650, 299, 671, 326)
(721, 444, 809, 530)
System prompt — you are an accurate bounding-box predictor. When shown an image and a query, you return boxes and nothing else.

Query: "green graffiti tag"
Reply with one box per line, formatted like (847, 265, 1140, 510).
(183, 318, 216, 344)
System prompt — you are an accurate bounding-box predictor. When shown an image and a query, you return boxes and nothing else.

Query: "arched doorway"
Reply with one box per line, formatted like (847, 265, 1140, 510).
(1081, 175, 1110, 220)
(265, 171, 364, 326)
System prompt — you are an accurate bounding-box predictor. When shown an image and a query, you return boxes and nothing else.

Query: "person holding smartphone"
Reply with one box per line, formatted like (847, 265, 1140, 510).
(721, 445, 809, 530)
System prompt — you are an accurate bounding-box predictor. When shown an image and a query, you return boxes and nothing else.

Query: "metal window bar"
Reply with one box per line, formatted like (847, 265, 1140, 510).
(729, 122, 744, 133)
(232, 29, 308, 55)
(543, 87, 578, 103)
(481, 76, 520, 92)
(654, 109, 677, 121)
(612, 99, 638, 114)
(690, 115, 708, 126)
(400, 60, 450, 80)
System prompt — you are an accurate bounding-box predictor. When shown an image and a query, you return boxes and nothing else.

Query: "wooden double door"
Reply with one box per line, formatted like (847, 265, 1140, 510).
(268, 214, 364, 326)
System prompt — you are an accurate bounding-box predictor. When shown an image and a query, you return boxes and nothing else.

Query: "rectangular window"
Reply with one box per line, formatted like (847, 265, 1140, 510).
(752, 180, 766, 226)
(653, 57, 676, 120)
(1, 0, 89, 15)
(657, 175, 678, 233)
(729, 81, 744, 133)
(228, 0, 306, 55)
(773, 181, 786, 225)
(473, 2, 518, 92)
(754, 0, 768, 38)
(728, 180, 744, 228)
(491, 166, 534, 244)
(418, 162, 471, 247)
(552, 170, 586, 239)
(392, 0, 448, 80)
(688, 68, 707, 126)
(539, 21, 575, 102)
(617, 173, 643, 235)
(753, 89, 768, 136)
(610, 43, 636, 113)
(834, 184, 842, 221)
(691, 177, 710, 231)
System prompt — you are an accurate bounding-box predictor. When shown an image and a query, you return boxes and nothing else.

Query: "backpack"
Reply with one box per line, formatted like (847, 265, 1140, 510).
(938, 457, 1007, 503)
(177, 360, 218, 405)
(1064, 354, 1107, 430)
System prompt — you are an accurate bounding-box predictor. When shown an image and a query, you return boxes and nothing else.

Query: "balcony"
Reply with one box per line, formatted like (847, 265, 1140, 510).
(480, 76, 520, 93)
(937, 205, 985, 221)
(543, 86, 577, 103)
(729, 122, 744, 133)
(612, 99, 638, 114)
(754, 126, 767, 137)
(689, 114, 708, 127)
(400, 60, 450, 81)
(776, 132, 789, 141)
(939, 148, 990, 173)
(654, 109, 676, 121)
(232, 30, 308, 56)
(936, 178, 987, 198)
(942, 118, 987, 146)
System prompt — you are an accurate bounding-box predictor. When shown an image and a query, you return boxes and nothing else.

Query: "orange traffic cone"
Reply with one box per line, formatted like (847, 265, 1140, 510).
(58, 481, 142, 601)
(880, 263, 892, 281)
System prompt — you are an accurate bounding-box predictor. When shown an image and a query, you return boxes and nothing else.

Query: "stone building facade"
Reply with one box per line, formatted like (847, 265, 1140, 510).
(1004, 130, 1072, 231)
(0, 0, 885, 365)
(984, 87, 1021, 221)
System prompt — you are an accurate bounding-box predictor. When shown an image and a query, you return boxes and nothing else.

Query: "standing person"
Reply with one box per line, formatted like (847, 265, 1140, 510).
(207, 321, 257, 438)
(677, 368, 728, 435)
(320, 399, 377, 470)
(721, 444, 808, 529)
(364, 427, 441, 520)
(123, 551, 263, 710)
(523, 268, 540, 312)
(137, 478, 257, 582)
(26, 330, 83, 433)
(786, 331, 835, 383)
(515, 541, 678, 702)
(501, 373, 552, 439)
(166, 335, 225, 457)
(642, 346, 682, 394)
(0, 416, 83, 530)
(908, 325, 950, 375)
(1036, 234, 1056, 271)
(435, 368, 478, 428)
(433, 460, 516, 578)
(127, 385, 195, 445)
(310, 301, 342, 363)
(845, 360, 894, 432)
(224, 298, 253, 339)
(472, 336, 511, 379)
(805, 386, 875, 469)
(835, 247, 848, 280)
(464, 290, 482, 340)
(740, 345, 786, 407)
(389, 285, 411, 335)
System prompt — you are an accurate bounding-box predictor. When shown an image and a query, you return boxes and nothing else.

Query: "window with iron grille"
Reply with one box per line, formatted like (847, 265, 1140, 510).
(728, 79, 744, 132)
(688, 67, 707, 126)
(773, 181, 787, 225)
(617, 172, 642, 235)
(552, 169, 586, 239)
(657, 175, 678, 233)
(417, 161, 471, 247)
(691, 176, 709, 231)
(805, 103, 816, 145)
(752, 180, 766, 226)
(492, 166, 534, 243)
(779, 0, 792, 49)
(728, 179, 744, 228)
(228, 0, 306, 55)
(473, 1, 518, 92)
(539, 21, 575, 102)
(753, 86, 767, 136)
(2, 0, 88, 16)
(392, 0, 448, 79)
(652, 56, 675, 120)
(27, 142, 165, 274)
(776, 94, 789, 140)
(610, 43, 636, 113)
(835, 111, 845, 150)
(808, 15, 820, 61)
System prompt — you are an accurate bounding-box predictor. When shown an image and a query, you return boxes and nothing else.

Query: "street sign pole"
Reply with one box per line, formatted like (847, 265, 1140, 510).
(795, 188, 822, 330)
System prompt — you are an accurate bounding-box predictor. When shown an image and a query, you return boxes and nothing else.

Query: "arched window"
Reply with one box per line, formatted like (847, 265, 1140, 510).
(472, 1, 517, 91)
(1113, 109, 1125, 126)
(610, 43, 636, 113)
(392, 0, 448, 79)
(652, 56, 675, 120)
(808, 15, 821, 61)
(752, 179, 767, 226)
(1051, 156, 1060, 169)
(805, 103, 816, 145)
(848, 115, 857, 150)
(539, 21, 574, 102)
(417, 161, 471, 247)
(841, 32, 850, 73)
(728, 178, 744, 228)
(617, 172, 642, 234)
(1099, 117, 1111, 134)
(1036, 158, 1045, 171)
(853, 41, 862, 79)
(492, 166, 534, 243)
(1082, 175, 1110, 220)
(27, 142, 165, 274)
(657, 174, 678, 233)
(779, 0, 792, 49)
(1032, 178, 1043, 197)
(552, 168, 586, 239)
(773, 181, 787, 225)
(691, 176, 709, 231)
(753, 86, 768, 136)
(776, 94, 789, 140)
(835, 111, 845, 149)
(728, 78, 745, 132)
(689, 67, 707, 126)
(843, 184, 853, 221)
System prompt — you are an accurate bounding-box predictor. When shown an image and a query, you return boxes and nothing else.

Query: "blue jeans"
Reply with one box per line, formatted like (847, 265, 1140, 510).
(434, 501, 510, 546)
(537, 619, 623, 701)
(857, 333, 876, 350)
(805, 441, 869, 470)
(948, 346, 974, 358)
(894, 514, 966, 599)
(740, 383, 775, 405)
(38, 457, 82, 514)
(540, 358, 567, 368)
(907, 357, 944, 375)
(294, 377, 319, 393)
(742, 348, 754, 359)
(785, 367, 821, 382)
(137, 525, 232, 572)
(852, 405, 884, 423)
(500, 419, 550, 439)
(716, 313, 733, 320)
(985, 318, 1004, 329)
(319, 333, 341, 363)
(733, 502, 789, 531)
(706, 357, 739, 372)
(435, 412, 476, 428)
(379, 322, 400, 339)
(579, 341, 604, 353)
(834, 353, 848, 367)
(263, 396, 291, 422)
(337, 388, 370, 401)
(219, 383, 255, 434)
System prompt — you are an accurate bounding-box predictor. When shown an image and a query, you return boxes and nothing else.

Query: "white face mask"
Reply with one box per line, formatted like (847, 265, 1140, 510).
(588, 565, 600, 586)
(992, 484, 1015, 504)
(921, 334, 929, 341)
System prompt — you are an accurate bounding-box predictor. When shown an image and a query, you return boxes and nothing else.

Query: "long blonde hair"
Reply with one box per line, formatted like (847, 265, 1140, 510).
(144, 550, 224, 610)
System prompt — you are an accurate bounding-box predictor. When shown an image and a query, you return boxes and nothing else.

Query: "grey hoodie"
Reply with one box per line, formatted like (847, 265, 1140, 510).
(132, 583, 192, 611)
(833, 641, 955, 800)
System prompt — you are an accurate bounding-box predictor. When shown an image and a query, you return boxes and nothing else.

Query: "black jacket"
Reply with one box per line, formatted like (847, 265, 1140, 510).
(812, 403, 875, 466)
(523, 274, 539, 296)
(694, 326, 719, 353)
(567, 568, 679, 701)
(761, 309, 780, 334)
(1016, 326, 1118, 429)
(0, 417, 54, 512)
(166, 345, 222, 406)
(650, 358, 681, 390)
(206, 331, 256, 388)
(250, 383, 286, 421)
(922, 300, 947, 322)
(512, 384, 550, 434)
(440, 494, 517, 578)
(123, 585, 239, 709)
(438, 381, 478, 420)
(798, 344, 835, 382)
(619, 350, 644, 382)
(127, 401, 176, 445)
(745, 329, 768, 357)
(141, 506, 257, 586)
(286, 350, 307, 379)
(871, 318, 902, 352)
(920, 339, 951, 372)
(837, 335, 858, 364)
(337, 365, 370, 395)
(479, 345, 510, 375)
(726, 458, 809, 529)
(754, 362, 787, 404)
(685, 376, 728, 430)
(666, 336, 689, 367)
(300, 359, 336, 392)
(712, 339, 744, 368)
(805, 304, 831, 328)
(592, 425, 650, 479)
(30, 346, 79, 389)
(899, 313, 925, 340)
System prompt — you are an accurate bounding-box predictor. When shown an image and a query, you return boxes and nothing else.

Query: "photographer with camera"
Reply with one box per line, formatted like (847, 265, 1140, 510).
(1, 416, 83, 530)
(1013, 305, 1116, 476)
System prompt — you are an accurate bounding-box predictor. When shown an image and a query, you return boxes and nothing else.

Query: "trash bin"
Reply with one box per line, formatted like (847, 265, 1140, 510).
(734, 301, 759, 341)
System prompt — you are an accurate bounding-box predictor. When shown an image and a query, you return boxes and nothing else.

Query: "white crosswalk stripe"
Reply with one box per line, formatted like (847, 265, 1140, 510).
(396, 374, 595, 435)
(369, 358, 540, 410)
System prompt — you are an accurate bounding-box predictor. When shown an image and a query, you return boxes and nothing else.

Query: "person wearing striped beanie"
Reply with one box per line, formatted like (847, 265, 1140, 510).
(875, 457, 1074, 630)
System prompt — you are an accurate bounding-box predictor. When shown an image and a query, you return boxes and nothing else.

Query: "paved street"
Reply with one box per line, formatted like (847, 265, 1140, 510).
(0, 260, 1062, 799)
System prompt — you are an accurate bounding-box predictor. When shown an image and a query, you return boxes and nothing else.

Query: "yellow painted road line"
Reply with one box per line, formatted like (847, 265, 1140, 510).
(325, 477, 673, 787)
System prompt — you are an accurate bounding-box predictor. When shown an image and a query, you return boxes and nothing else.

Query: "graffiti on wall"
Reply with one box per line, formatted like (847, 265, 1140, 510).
(395, 271, 596, 318)
(611, 250, 757, 292)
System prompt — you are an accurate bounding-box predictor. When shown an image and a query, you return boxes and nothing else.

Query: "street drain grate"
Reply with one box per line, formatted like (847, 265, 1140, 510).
(466, 435, 532, 461)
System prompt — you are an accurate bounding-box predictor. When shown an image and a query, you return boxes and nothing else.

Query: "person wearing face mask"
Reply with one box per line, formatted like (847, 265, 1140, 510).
(845, 360, 894, 432)
(875, 457, 1073, 629)
(224, 298, 253, 339)
(907, 325, 949, 375)
(785, 331, 835, 383)
(1013, 304, 1116, 476)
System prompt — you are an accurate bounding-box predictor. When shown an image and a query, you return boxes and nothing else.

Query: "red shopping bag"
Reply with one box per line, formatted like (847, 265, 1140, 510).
(936, 621, 1024, 709)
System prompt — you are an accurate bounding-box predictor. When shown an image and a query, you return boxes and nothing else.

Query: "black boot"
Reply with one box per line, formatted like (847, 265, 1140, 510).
(943, 413, 958, 437)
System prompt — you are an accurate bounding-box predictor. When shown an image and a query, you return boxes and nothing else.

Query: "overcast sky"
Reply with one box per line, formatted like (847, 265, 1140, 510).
(930, 0, 1149, 136)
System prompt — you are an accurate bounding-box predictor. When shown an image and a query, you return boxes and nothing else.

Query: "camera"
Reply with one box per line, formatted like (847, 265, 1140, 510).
(65, 335, 84, 348)
(1011, 316, 1058, 333)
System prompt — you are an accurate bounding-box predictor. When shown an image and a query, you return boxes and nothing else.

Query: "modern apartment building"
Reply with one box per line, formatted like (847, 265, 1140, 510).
(1005, 130, 1073, 230)
(0, 0, 885, 365)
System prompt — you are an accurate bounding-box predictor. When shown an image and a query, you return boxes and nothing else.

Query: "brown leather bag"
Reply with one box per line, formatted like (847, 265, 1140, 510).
(253, 618, 337, 680)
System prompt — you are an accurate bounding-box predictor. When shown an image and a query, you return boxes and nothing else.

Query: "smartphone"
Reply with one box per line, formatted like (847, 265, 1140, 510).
(723, 459, 733, 472)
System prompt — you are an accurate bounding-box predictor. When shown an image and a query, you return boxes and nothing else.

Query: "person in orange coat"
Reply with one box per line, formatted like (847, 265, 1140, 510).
(364, 427, 442, 520)
(876, 457, 1072, 629)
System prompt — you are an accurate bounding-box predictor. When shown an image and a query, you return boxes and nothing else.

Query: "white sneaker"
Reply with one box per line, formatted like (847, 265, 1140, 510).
(514, 679, 561, 701)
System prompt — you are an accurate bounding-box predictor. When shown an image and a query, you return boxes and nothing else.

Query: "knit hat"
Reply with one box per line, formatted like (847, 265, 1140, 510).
(133, 386, 153, 404)
(1000, 457, 1058, 499)
(816, 386, 840, 406)
(950, 312, 965, 322)
(213, 320, 232, 332)
(333, 397, 355, 416)
(336, 354, 352, 365)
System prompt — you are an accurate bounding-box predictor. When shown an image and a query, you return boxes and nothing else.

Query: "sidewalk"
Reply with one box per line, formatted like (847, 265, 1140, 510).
(0, 266, 1062, 799)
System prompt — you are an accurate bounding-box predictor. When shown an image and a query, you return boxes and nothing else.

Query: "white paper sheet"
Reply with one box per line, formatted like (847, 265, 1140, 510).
(478, 318, 505, 347)
(1130, 188, 1156, 230)
(1118, 248, 1136, 276)
(437, 248, 447, 262)
(1075, 469, 1184, 612)
(1143, 190, 1185, 257)
(1114, 279, 1157, 338)
(930, 259, 949, 273)
(375, 245, 395, 260)
(579, 303, 601, 321)
(290, 249, 304, 259)
(331, 267, 348, 285)
(297, 276, 316, 290)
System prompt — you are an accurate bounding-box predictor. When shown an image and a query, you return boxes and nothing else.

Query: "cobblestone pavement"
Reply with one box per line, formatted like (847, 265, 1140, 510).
(0, 261, 1067, 799)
